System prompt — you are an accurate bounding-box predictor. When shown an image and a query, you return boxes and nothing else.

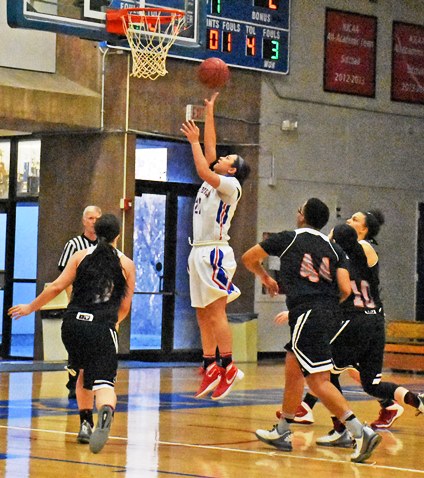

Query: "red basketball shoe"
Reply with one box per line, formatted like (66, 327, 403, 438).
(194, 362, 223, 399)
(370, 402, 404, 429)
(276, 401, 315, 424)
(211, 362, 244, 401)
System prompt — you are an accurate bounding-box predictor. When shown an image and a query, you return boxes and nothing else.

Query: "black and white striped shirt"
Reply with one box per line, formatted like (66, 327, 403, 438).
(58, 234, 98, 271)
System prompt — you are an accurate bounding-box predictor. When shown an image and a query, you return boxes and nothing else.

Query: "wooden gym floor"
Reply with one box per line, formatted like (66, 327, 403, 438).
(0, 361, 423, 477)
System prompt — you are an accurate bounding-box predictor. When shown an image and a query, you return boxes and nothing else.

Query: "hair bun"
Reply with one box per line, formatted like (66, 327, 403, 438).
(368, 209, 385, 226)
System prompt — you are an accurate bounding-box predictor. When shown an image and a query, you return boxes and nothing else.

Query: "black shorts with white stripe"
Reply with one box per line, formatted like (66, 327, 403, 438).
(285, 302, 340, 376)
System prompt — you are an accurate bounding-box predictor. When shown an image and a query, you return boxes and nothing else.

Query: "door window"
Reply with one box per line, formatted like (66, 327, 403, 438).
(174, 195, 200, 349)
(131, 194, 166, 350)
(0, 211, 6, 348)
(0, 142, 11, 200)
(10, 203, 38, 357)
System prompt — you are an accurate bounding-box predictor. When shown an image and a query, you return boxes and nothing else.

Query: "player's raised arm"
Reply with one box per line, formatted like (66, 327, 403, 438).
(181, 120, 220, 189)
(203, 92, 219, 165)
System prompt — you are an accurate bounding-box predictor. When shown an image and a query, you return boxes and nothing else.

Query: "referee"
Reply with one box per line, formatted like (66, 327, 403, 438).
(58, 205, 102, 398)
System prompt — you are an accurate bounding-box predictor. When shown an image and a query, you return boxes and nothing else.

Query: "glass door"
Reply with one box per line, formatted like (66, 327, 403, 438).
(131, 192, 167, 350)
(130, 181, 201, 360)
(0, 138, 40, 358)
(10, 203, 38, 357)
(0, 207, 6, 352)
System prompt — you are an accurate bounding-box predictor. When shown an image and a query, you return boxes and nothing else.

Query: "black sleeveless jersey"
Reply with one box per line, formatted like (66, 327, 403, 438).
(260, 228, 348, 310)
(67, 248, 124, 312)
(341, 241, 383, 313)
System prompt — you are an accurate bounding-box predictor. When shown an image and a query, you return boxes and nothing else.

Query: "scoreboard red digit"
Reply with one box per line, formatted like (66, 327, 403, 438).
(170, 0, 291, 74)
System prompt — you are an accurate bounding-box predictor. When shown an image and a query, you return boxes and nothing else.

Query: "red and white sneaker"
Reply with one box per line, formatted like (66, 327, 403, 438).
(276, 401, 315, 424)
(211, 362, 244, 401)
(370, 402, 404, 429)
(194, 362, 223, 399)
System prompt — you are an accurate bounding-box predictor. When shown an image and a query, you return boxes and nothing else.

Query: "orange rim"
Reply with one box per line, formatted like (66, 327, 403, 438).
(120, 7, 185, 26)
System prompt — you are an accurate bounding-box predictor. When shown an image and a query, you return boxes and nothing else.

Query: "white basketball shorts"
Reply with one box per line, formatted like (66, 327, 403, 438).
(188, 244, 241, 308)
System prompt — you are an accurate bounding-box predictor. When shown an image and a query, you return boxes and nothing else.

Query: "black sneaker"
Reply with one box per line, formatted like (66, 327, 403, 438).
(89, 405, 114, 454)
(77, 420, 92, 444)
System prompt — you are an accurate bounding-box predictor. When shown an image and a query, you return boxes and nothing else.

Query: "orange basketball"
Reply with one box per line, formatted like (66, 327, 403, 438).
(197, 58, 230, 88)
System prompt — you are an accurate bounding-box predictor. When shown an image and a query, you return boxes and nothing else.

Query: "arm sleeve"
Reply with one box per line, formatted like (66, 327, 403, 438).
(259, 231, 294, 257)
(215, 176, 241, 205)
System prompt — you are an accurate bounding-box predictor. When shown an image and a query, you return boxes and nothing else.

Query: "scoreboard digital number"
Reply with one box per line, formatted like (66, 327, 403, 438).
(170, 0, 291, 75)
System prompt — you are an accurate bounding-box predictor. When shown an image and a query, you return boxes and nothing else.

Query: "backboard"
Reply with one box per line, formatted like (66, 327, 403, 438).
(8, 1, 292, 75)
(7, 0, 200, 46)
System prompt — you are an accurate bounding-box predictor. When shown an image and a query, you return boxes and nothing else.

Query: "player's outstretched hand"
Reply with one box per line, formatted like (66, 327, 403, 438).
(181, 120, 200, 145)
(204, 92, 219, 110)
(274, 311, 289, 325)
(8, 304, 32, 320)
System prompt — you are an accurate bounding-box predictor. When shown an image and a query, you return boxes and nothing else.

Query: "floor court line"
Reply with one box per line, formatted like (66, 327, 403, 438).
(1, 424, 423, 474)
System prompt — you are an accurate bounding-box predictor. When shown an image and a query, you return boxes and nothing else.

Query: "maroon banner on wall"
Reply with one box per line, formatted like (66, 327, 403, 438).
(324, 9, 377, 97)
(391, 22, 424, 104)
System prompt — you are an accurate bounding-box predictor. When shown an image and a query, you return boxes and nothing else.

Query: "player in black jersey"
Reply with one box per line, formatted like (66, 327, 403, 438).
(58, 205, 102, 400)
(9, 214, 135, 454)
(290, 209, 404, 428)
(242, 198, 381, 463)
(314, 222, 424, 447)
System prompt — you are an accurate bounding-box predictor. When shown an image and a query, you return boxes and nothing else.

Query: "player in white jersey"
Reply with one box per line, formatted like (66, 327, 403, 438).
(181, 92, 250, 401)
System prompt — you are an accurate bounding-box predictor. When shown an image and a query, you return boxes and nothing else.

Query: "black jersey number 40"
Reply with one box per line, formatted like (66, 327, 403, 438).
(300, 253, 332, 283)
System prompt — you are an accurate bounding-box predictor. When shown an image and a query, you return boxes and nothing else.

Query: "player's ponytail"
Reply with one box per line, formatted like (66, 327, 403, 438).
(362, 209, 385, 244)
(233, 155, 251, 185)
(333, 224, 368, 276)
(71, 214, 127, 305)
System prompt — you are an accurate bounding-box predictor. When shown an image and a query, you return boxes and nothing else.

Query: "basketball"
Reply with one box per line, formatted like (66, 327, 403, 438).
(197, 58, 230, 88)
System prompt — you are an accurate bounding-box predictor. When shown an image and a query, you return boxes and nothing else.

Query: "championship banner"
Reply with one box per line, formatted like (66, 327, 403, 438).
(391, 22, 424, 104)
(324, 9, 377, 97)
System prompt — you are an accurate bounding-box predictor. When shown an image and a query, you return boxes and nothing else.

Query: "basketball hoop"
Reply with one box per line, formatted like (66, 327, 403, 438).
(106, 8, 186, 80)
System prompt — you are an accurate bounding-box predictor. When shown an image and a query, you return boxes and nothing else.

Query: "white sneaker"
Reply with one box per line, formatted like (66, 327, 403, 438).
(89, 405, 114, 454)
(351, 425, 382, 463)
(255, 425, 293, 451)
(316, 428, 354, 448)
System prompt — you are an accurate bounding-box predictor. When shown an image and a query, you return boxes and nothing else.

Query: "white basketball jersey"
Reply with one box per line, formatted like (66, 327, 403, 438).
(192, 175, 242, 243)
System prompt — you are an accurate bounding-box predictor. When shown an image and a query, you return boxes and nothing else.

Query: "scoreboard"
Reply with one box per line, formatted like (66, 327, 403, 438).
(170, 0, 291, 75)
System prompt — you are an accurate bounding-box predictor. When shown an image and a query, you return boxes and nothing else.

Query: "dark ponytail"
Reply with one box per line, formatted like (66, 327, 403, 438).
(233, 155, 251, 185)
(333, 224, 368, 276)
(71, 214, 127, 305)
(361, 209, 385, 244)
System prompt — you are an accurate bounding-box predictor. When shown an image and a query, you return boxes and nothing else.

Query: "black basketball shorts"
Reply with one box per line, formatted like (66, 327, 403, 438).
(284, 303, 340, 376)
(61, 310, 118, 390)
(331, 311, 386, 381)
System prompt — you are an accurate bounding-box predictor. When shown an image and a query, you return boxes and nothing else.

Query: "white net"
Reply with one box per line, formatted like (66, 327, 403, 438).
(123, 9, 186, 80)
